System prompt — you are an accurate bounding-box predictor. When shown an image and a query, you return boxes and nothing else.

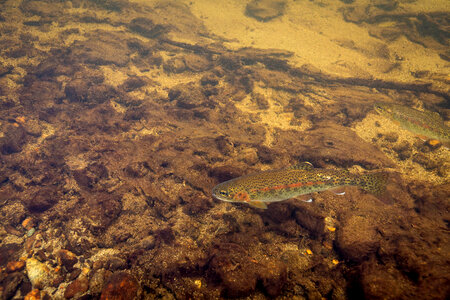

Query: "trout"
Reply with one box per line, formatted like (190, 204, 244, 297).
(212, 162, 388, 209)
(374, 103, 450, 145)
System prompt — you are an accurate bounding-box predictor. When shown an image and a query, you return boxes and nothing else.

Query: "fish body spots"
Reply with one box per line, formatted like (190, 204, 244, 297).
(233, 191, 251, 202)
(251, 180, 326, 193)
(374, 102, 450, 143)
(212, 163, 388, 209)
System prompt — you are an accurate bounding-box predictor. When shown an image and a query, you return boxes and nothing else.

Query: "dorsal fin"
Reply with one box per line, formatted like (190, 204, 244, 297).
(288, 162, 314, 170)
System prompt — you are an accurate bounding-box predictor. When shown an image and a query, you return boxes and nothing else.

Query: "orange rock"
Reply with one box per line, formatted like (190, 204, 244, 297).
(24, 289, 40, 300)
(15, 116, 26, 124)
(64, 277, 89, 299)
(22, 217, 35, 230)
(6, 260, 26, 273)
(100, 272, 138, 300)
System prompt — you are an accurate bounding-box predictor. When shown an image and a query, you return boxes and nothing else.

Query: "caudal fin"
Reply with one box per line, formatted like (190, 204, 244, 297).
(359, 172, 391, 203)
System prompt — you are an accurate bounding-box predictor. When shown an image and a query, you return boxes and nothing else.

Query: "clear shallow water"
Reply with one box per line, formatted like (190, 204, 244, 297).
(0, 0, 448, 299)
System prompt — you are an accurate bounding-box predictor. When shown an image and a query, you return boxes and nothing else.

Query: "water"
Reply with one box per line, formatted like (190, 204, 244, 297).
(0, 0, 448, 299)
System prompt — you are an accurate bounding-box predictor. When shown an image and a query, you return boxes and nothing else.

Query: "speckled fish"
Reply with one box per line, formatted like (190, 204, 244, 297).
(212, 162, 388, 209)
(374, 103, 450, 145)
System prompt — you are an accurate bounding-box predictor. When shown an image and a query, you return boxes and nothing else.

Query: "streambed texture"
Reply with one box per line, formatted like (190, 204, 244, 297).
(0, 0, 449, 299)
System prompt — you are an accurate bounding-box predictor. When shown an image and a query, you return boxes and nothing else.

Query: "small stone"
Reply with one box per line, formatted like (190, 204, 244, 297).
(3, 272, 25, 299)
(6, 260, 26, 273)
(239, 148, 259, 165)
(23, 119, 42, 137)
(246, 0, 286, 22)
(393, 141, 412, 160)
(139, 235, 156, 250)
(424, 139, 442, 151)
(26, 258, 55, 289)
(383, 132, 398, 143)
(27, 228, 36, 237)
(68, 268, 82, 281)
(57, 249, 78, 272)
(253, 92, 269, 109)
(183, 54, 212, 72)
(412, 153, 438, 170)
(105, 257, 126, 271)
(24, 288, 41, 300)
(92, 260, 103, 271)
(89, 269, 106, 294)
(22, 217, 36, 230)
(64, 277, 89, 299)
(163, 57, 186, 74)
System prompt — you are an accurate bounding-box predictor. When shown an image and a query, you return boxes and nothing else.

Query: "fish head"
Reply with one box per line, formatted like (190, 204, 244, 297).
(212, 180, 246, 203)
(374, 102, 394, 117)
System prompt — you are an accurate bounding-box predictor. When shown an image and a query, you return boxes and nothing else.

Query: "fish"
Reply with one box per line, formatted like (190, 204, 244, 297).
(212, 162, 389, 209)
(374, 103, 450, 145)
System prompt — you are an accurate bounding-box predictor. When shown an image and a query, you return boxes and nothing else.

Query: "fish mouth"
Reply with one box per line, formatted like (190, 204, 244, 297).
(211, 187, 233, 202)
(212, 194, 230, 202)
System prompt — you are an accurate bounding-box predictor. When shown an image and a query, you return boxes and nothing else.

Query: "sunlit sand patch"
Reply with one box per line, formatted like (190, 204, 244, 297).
(234, 85, 311, 146)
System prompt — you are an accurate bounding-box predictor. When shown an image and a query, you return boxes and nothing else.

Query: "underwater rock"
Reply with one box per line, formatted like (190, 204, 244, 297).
(336, 215, 380, 262)
(89, 268, 106, 295)
(2, 272, 25, 300)
(22, 118, 42, 137)
(100, 272, 138, 300)
(124, 161, 150, 178)
(294, 206, 326, 237)
(0, 124, 27, 155)
(163, 57, 186, 74)
(70, 33, 131, 66)
(20, 0, 62, 18)
(6, 260, 26, 273)
(0, 62, 13, 77)
(20, 80, 64, 107)
(246, 0, 286, 22)
(209, 246, 258, 297)
(412, 153, 438, 170)
(168, 83, 209, 109)
(64, 276, 89, 299)
(26, 258, 55, 289)
(23, 188, 58, 213)
(393, 141, 412, 160)
(259, 258, 287, 297)
(273, 122, 393, 169)
(200, 73, 219, 86)
(128, 17, 166, 39)
(73, 163, 109, 189)
(209, 165, 245, 183)
(356, 262, 406, 299)
(57, 249, 78, 272)
(183, 54, 212, 72)
(1, 202, 27, 227)
(81, 192, 122, 234)
(120, 76, 147, 92)
(0, 244, 21, 267)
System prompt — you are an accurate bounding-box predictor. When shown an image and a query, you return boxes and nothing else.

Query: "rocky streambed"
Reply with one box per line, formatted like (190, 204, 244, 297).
(0, 0, 449, 299)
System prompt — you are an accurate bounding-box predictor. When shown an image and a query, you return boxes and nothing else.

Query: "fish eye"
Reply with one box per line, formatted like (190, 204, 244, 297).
(219, 190, 229, 196)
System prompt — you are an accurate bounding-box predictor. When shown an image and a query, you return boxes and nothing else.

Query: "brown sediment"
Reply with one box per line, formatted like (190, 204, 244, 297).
(0, 0, 449, 299)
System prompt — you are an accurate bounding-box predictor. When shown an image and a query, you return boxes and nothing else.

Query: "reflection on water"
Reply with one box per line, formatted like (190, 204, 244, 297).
(0, 0, 448, 298)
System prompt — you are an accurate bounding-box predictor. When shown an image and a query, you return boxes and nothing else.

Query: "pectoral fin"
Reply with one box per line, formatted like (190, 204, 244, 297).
(249, 201, 268, 209)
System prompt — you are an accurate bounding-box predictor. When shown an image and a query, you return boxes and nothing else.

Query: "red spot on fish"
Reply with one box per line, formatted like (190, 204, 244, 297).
(255, 181, 325, 192)
(234, 191, 250, 202)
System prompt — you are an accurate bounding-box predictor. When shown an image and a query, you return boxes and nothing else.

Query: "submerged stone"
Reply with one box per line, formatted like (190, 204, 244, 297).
(246, 0, 286, 22)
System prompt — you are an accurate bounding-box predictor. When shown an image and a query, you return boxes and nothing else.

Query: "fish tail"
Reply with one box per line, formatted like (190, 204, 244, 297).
(358, 172, 390, 202)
